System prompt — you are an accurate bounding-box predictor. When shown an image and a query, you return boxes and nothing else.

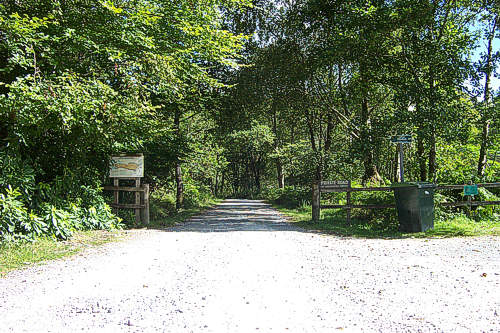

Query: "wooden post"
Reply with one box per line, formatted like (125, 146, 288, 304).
(135, 177, 141, 224)
(113, 178, 119, 214)
(312, 182, 320, 221)
(346, 181, 351, 225)
(466, 181, 473, 217)
(142, 183, 150, 224)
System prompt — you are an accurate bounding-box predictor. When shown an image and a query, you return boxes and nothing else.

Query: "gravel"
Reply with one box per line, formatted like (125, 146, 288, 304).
(1, 199, 499, 332)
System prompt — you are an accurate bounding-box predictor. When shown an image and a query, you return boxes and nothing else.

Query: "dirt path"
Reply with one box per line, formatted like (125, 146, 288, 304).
(1, 199, 499, 332)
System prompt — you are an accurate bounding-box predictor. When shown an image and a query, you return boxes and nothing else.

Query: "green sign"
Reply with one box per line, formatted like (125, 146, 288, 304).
(464, 185, 478, 196)
(390, 134, 412, 144)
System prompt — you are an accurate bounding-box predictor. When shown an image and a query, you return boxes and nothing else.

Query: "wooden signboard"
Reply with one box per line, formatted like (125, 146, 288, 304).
(109, 154, 144, 178)
(320, 180, 350, 192)
(313, 180, 352, 223)
(106, 153, 149, 224)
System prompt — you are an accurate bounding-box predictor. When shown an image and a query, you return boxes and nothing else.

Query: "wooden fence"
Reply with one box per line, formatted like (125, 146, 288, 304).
(104, 177, 150, 224)
(312, 182, 500, 223)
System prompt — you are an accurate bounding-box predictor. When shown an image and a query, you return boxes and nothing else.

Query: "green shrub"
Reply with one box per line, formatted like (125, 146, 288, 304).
(148, 181, 214, 222)
(184, 182, 213, 208)
(40, 205, 73, 240)
(0, 150, 36, 205)
(149, 185, 177, 220)
(261, 186, 311, 208)
(435, 187, 499, 221)
(0, 187, 43, 241)
(0, 185, 121, 242)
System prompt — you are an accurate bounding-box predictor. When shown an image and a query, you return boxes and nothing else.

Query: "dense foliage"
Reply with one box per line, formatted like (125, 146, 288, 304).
(218, 1, 499, 205)
(0, 0, 249, 240)
(1, 0, 498, 242)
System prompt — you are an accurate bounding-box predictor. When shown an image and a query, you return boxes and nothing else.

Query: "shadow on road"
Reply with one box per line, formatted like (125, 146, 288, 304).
(167, 199, 302, 232)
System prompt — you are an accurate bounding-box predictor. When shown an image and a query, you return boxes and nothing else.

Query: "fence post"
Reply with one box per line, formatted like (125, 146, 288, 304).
(466, 180, 473, 217)
(312, 182, 320, 221)
(143, 184, 150, 225)
(113, 178, 119, 215)
(135, 177, 141, 224)
(346, 181, 351, 225)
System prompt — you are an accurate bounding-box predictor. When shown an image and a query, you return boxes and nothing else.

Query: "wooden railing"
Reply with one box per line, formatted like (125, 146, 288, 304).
(312, 182, 500, 223)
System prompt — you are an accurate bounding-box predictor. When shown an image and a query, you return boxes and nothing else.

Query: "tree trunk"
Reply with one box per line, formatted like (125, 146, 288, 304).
(277, 163, 284, 189)
(417, 125, 427, 181)
(174, 108, 183, 210)
(214, 171, 219, 197)
(175, 163, 183, 210)
(427, 71, 437, 182)
(272, 108, 284, 188)
(360, 97, 381, 184)
(478, 15, 497, 177)
(324, 114, 334, 151)
(428, 127, 436, 181)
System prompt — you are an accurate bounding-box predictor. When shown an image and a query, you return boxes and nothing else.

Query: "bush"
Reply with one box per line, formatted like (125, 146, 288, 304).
(261, 186, 311, 208)
(148, 181, 215, 222)
(435, 187, 499, 222)
(150, 186, 177, 221)
(0, 150, 36, 205)
(183, 182, 213, 208)
(0, 185, 121, 242)
(0, 187, 46, 242)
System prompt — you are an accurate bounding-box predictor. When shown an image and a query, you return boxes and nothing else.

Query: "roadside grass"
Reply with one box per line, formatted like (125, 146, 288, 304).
(0, 230, 124, 278)
(275, 204, 500, 238)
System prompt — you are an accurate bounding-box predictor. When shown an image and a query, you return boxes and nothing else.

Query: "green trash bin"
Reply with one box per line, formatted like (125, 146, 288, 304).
(391, 182, 436, 232)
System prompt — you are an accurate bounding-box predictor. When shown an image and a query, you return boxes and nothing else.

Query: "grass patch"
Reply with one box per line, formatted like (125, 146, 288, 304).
(275, 204, 500, 238)
(0, 230, 124, 278)
(147, 198, 222, 229)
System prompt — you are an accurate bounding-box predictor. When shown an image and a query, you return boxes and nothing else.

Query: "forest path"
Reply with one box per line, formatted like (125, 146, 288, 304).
(1, 199, 499, 332)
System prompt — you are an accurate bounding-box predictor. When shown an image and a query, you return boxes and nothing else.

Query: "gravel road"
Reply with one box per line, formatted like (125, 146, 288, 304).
(1, 199, 499, 332)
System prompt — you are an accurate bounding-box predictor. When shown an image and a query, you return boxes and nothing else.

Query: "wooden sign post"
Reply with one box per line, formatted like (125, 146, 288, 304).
(463, 182, 478, 217)
(391, 135, 412, 182)
(312, 180, 351, 222)
(106, 154, 149, 224)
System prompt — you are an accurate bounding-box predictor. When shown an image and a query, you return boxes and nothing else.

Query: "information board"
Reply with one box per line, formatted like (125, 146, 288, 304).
(110, 154, 144, 178)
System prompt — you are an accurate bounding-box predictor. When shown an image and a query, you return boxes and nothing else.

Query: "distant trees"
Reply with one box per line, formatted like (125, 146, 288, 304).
(218, 0, 498, 195)
(0, 0, 498, 209)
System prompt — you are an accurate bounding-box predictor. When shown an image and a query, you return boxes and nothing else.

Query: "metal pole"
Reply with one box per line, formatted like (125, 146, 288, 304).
(399, 143, 405, 182)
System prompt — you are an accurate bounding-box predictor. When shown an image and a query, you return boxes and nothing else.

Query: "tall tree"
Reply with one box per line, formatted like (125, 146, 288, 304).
(476, 1, 498, 177)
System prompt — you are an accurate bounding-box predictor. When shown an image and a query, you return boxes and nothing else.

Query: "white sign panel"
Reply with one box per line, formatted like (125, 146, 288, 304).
(110, 154, 144, 178)
(321, 180, 349, 187)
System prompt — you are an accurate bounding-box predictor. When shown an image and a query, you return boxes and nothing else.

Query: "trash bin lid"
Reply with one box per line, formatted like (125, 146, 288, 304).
(391, 182, 417, 188)
(390, 182, 436, 189)
(414, 182, 436, 189)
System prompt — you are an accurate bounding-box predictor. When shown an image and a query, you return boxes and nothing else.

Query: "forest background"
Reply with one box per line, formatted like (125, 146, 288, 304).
(0, 0, 499, 242)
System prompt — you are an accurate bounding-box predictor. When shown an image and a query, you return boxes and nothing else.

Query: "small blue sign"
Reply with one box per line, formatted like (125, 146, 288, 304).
(464, 185, 478, 196)
(391, 134, 412, 143)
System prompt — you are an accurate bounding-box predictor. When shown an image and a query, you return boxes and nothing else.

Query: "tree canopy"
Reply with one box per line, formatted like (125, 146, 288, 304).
(0, 0, 498, 241)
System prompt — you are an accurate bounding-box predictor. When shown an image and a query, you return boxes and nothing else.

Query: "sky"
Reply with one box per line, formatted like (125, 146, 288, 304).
(469, 21, 500, 93)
